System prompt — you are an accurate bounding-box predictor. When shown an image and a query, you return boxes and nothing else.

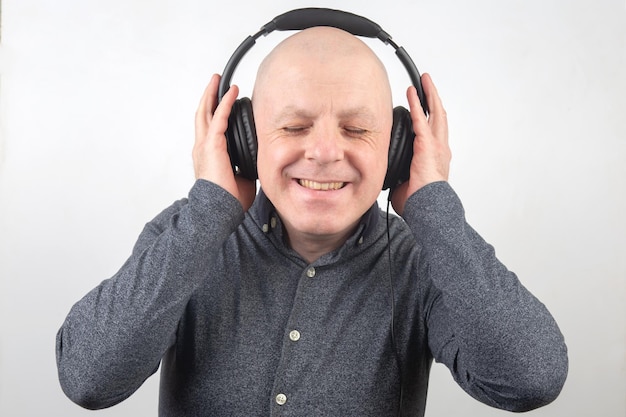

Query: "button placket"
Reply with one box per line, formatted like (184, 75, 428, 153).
(271, 264, 321, 414)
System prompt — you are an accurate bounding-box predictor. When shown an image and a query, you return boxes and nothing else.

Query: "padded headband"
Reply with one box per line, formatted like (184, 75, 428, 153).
(217, 7, 428, 114)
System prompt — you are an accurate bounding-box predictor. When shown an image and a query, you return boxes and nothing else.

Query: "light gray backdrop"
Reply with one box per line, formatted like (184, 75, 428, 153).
(0, 0, 624, 416)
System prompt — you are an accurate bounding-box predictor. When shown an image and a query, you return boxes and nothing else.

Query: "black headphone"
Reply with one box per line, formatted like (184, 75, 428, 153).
(218, 8, 428, 190)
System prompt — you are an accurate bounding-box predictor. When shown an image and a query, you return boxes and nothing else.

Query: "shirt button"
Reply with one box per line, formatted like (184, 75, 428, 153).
(306, 267, 316, 278)
(270, 216, 277, 229)
(276, 393, 287, 405)
(289, 330, 301, 342)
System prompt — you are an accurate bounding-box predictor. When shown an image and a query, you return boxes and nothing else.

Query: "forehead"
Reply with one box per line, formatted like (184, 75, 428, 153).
(254, 68, 391, 125)
(254, 55, 391, 118)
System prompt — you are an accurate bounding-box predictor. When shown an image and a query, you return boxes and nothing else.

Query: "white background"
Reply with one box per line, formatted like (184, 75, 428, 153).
(1, 0, 624, 416)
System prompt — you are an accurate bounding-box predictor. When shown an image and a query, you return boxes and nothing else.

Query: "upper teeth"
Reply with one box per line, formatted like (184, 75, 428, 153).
(299, 179, 345, 191)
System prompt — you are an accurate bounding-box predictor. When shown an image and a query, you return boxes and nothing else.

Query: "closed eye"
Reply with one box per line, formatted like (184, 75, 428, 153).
(282, 126, 310, 136)
(343, 127, 369, 137)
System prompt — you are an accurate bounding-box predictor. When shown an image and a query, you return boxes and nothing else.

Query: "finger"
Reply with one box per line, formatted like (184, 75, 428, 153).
(421, 74, 447, 127)
(421, 73, 444, 119)
(422, 74, 448, 145)
(195, 74, 220, 137)
(407, 86, 429, 133)
(208, 84, 239, 136)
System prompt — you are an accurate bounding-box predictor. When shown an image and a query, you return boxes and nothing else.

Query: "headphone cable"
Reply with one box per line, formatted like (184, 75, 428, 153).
(386, 194, 404, 417)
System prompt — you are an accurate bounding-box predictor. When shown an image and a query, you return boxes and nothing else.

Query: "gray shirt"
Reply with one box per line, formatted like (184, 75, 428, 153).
(56, 180, 568, 416)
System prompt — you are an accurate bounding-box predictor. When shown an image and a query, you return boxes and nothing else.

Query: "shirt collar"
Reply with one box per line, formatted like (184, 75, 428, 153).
(252, 188, 380, 245)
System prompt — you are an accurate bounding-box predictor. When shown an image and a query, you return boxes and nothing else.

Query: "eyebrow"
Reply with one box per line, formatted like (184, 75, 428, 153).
(273, 106, 315, 125)
(272, 105, 378, 124)
(337, 106, 377, 121)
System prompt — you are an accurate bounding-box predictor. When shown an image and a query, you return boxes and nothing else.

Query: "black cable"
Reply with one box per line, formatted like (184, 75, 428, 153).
(386, 194, 404, 417)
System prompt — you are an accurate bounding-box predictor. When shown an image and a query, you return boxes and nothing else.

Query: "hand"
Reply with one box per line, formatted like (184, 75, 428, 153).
(193, 74, 256, 211)
(391, 73, 451, 215)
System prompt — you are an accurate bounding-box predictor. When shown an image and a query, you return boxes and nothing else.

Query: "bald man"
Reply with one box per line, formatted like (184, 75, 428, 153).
(57, 27, 567, 416)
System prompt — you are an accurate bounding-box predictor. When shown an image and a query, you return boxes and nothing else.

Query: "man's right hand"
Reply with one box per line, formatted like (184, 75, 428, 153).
(193, 74, 256, 211)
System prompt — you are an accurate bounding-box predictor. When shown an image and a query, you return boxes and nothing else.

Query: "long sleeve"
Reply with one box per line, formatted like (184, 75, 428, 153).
(403, 182, 568, 412)
(55, 180, 244, 410)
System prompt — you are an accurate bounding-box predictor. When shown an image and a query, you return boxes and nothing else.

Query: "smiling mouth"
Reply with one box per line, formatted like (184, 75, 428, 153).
(298, 179, 346, 191)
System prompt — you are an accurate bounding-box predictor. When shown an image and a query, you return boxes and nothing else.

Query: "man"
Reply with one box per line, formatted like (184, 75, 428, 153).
(56, 26, 568, 416)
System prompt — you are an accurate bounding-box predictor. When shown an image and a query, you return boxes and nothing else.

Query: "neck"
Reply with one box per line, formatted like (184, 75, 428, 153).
(284, 225, 357, 264)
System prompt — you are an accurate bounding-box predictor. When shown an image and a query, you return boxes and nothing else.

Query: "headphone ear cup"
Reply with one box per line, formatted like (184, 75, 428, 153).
(384, 106, 415, 190)
(226, 97, 258, 180)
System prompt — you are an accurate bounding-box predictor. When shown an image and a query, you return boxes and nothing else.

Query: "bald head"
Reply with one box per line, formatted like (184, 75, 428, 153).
(252, 27, 391, 105)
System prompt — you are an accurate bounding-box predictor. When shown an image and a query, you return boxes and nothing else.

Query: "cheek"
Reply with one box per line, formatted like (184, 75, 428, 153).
(363, 139, 391, 179)
(256, 139, 294, 184)
(255, 144, 274, 186)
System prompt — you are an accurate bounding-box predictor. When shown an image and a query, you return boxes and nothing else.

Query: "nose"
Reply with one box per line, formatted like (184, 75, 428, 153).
(304, 126, 344, 165)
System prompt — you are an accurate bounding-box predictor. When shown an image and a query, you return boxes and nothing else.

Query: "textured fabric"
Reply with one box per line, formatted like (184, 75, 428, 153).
(56, 180, 568, 416)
